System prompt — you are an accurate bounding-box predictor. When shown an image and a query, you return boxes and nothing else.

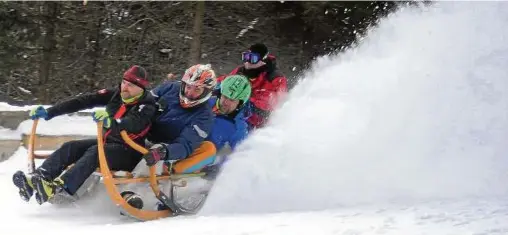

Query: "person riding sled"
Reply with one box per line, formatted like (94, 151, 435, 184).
(141, 64, 218, 173)
(200, 74, 253, 179)
(12, 65, 157, 205)
(121, 74, 253, 211)
(119, 64, 218, 210)
(217, 43, 288, 130)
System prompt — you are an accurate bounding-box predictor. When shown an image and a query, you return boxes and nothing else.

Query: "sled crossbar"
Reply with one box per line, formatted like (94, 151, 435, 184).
(113, 172, 205, 184)
(27, 119, 203, 221)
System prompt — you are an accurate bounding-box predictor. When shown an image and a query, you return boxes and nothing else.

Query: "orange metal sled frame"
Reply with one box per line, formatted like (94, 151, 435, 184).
(27, 119, 204, 221)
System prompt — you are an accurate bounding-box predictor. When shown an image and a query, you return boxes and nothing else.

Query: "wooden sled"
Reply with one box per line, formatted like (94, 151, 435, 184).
(27, 119, 207, 221)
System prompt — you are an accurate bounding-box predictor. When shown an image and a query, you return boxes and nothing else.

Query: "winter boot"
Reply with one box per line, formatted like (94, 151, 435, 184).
(31, 175, 64, 205)
(48, 177, 77, 205)
(120, 191, 144, 209)
(12, 170, 35, 202)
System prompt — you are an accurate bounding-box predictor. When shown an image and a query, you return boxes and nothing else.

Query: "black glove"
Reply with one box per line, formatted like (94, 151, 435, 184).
(143, 144, 167, 166)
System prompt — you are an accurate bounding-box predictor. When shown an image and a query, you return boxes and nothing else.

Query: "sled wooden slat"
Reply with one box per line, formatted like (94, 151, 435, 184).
(27, 119, 38, 174)
(113, 172, 206, 185)
(33, 153, 50, 159)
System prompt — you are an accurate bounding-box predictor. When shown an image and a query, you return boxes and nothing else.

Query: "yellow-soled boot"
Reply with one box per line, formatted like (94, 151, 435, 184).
(12, 170, 36, 202)
(31, 176, 64, 205)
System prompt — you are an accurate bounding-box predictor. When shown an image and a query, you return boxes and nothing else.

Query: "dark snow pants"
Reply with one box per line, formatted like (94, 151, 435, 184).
(36, 139, 142, 195)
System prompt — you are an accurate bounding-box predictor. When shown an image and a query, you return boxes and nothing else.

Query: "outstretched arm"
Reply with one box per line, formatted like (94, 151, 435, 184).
(47, 89, 115, 119)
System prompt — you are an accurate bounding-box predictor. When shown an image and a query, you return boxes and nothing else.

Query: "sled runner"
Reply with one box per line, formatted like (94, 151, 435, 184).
(26, 119, 209, 221)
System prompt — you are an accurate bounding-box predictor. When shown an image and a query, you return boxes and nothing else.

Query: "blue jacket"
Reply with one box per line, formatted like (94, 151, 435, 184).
(207, 96, 251, 152)
(148, 81, 214, 160)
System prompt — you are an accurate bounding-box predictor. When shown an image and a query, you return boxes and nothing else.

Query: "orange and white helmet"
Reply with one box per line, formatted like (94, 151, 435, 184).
(180, 64, 217, 108)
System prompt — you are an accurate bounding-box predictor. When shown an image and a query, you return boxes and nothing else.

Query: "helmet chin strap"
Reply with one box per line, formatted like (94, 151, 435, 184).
(215, 97, 243, 116)
(214, 98, 226, 115)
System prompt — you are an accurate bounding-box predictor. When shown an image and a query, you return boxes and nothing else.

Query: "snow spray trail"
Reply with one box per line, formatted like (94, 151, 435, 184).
(200, 1, 508, 214)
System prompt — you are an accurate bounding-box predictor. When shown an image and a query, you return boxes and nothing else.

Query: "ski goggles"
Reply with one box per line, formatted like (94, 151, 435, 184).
(241, 51, 262, 64)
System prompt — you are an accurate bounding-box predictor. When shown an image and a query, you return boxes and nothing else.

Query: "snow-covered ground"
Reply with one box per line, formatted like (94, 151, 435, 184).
(0, 101, 100, 139)
(2, 149, 508, 235)
(0, 102, 103, 113)
(0, 126, 21, 140)
(0, 102, 48, 112)
(17, 115, 97, 136)
(2, 1, 508, 234)
(0, 115, 96, 140)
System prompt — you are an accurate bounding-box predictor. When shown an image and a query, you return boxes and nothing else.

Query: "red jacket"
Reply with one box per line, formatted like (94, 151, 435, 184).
(217, 56, 288, 128)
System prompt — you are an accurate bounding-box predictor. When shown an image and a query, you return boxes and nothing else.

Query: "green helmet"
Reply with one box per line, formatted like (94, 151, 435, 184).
(220, 75, 251, 104)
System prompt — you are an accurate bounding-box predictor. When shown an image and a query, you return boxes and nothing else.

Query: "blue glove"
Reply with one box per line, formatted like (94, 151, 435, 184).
(29, 106, 49, 120)
(143, 144, 167, 166)
(92, 110, 111, 128)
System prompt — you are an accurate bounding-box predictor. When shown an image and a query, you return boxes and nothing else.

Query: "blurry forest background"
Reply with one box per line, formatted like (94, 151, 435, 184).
(0, 1, 425, 104)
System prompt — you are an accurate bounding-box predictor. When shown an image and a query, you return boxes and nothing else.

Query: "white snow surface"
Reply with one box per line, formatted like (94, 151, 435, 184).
(0, 102, 47, 112)
(0, 102, 103, 112)
(0, 126, 21, 140)
(1, 103, 101, 136)
(1, 2, 508, 234)
(1, 148, 508, 234)
(17, 115, 96, 136)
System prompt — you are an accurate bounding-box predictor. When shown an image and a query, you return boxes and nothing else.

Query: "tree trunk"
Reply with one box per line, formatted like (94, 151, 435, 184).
(188, 1, 205, 65)
(299, 3, 316, 68)
(38, 2, 58, 102)
(90, 7, 104, 89)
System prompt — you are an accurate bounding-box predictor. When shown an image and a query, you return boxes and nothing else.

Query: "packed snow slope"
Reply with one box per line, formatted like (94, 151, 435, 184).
(201, 1, 508, 214)
(1, 1, 508, 235)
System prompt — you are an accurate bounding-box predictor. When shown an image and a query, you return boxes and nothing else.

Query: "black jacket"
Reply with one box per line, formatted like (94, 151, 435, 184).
(46, 87, 157, 146)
